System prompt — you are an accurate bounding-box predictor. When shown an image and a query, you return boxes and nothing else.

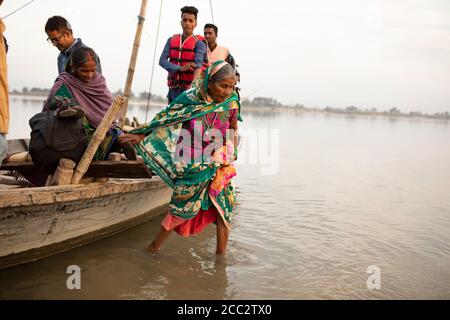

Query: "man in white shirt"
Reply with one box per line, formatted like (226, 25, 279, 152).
(204, 23, 236, 68)
(204, 23, 240, 98)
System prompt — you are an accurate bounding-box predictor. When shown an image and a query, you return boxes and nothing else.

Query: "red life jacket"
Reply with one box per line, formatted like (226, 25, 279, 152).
(167, 34, 209, 89)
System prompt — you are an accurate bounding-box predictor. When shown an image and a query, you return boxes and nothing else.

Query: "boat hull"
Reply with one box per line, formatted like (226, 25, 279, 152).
(0, 178, 172, 269)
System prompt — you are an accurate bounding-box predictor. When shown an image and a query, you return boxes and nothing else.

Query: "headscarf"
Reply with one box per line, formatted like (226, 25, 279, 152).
(203, 60, 235, 92)
(43, 72, 113, 128)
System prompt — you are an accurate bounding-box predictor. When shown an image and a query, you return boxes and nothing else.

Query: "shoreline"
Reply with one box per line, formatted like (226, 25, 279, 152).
(9, 93, 449, 122)
(10, 93, 166, 109)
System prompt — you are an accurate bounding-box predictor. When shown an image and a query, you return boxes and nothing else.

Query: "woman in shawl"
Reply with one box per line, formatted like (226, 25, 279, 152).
(119, 61, 241, 255)
(43, 46, 134, 160)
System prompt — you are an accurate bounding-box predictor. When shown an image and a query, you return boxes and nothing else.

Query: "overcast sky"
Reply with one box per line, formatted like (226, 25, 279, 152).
(1, 0, 450, 113)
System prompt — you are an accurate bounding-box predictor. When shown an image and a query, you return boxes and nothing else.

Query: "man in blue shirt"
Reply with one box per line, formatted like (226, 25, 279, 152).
(45, 16, 101, 75)
(159, 6, 207, 103)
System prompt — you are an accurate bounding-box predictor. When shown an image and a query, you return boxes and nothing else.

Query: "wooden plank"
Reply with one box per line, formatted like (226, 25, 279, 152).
(85, 161, 152, 178)
(1, 160, 152, 179)
(0, 177, 166, 208)
(0, 162, 37, 174)
(5, 151, 31, 162)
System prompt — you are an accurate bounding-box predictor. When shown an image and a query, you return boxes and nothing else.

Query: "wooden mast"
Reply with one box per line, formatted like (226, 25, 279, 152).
(119, 0, 149, 127)
(71, 0, 149, 184)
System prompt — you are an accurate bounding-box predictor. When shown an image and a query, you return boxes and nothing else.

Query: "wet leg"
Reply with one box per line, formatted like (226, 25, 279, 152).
(216, 217, 230, 255)
(148, 227, 172, 253)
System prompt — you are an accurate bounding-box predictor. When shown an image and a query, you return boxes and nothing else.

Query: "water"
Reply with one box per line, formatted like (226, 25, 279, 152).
(1, 97, 450, 299)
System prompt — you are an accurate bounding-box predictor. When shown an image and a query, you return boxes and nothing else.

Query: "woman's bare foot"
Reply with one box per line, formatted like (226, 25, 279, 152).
(146, 227, 172, 255)
(147, 241, 160, 254)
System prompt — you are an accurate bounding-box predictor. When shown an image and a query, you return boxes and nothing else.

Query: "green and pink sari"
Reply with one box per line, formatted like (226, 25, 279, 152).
(132, 63, 241, 235)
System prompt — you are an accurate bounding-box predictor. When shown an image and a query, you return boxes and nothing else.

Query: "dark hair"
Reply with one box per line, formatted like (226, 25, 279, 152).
(69, 47, 98, 71)
(180, 6, 198, 19)
(204, 23, 218, 35)
(45, 16, 72, 33)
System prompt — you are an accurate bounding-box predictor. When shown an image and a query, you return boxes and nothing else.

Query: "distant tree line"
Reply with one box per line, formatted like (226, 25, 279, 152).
(12, 87, 166, 103)
(11, 88, 449, 120)
(12, 87, 50, 95)
(240, 96, 450, 120)
(136, 91, 166, 103)
(319, 105, 449, 119)
(241, 96, 283, 107)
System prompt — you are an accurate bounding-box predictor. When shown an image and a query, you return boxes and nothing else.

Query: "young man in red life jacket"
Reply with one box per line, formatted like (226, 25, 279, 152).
(159, 6, 208, 103)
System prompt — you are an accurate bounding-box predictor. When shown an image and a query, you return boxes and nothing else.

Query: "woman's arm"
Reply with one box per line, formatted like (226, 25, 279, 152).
(43, 84, 73, 112)
(118, 133, 145, 145)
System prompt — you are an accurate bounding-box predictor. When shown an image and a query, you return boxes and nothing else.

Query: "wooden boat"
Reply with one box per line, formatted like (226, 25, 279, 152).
(0, 140, 172, 270)
(0, 1, 172, 269)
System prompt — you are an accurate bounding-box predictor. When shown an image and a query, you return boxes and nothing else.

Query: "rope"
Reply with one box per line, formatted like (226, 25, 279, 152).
(209, 0, 215, 24)
(144, 0, 163, 123)
(1, 0, 36, 19)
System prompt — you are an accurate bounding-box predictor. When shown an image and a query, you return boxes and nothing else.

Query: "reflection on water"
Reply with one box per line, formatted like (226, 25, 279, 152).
(1, 99, 450, 299)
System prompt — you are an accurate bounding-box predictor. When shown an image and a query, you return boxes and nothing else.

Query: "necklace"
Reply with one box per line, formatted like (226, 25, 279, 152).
(204, 113, 218, 132)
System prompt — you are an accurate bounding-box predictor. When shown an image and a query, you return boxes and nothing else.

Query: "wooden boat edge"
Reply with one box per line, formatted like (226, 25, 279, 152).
(0, 177, 167, 209)
(0, 202, 169, 270)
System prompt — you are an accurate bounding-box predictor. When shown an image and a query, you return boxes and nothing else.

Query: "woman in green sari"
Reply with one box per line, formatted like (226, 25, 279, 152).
(119, 60, 241, 254)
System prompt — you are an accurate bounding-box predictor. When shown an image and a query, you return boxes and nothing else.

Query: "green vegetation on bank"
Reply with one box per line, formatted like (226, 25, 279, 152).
(240, 97, 450, 120)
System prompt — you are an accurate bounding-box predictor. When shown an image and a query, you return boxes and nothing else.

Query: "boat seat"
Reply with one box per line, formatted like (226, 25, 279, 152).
(0, 160, 153, 179)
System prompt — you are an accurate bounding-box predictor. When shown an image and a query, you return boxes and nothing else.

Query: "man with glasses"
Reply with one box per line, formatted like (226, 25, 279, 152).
(45, 16, 102, 74)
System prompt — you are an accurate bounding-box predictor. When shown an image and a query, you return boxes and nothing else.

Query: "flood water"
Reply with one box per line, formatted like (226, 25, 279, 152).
(1, 97, 450, 299)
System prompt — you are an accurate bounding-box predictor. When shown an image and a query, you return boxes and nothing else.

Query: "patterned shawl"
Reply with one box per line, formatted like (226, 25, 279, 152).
(132, 61, 241, 226)
(43, 72, 113, 128)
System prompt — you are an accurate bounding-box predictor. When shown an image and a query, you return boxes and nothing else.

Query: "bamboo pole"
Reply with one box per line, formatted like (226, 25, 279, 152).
(70, 0, 149, 184)
(118, 0, 149, 127)
(71, 96, 126, 184)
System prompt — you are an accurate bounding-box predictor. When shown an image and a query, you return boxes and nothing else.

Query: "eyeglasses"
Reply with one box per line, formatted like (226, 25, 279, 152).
(47, 33, 64, 44)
